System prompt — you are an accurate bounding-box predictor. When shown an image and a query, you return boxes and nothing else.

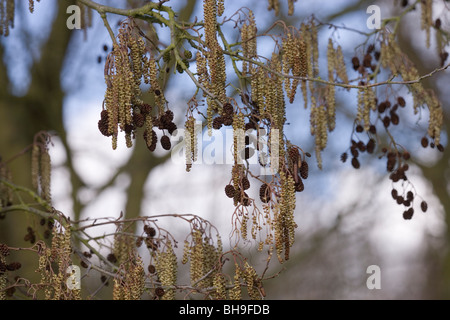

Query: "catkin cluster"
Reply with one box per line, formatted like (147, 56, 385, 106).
(31, 137, 52, 205)
(267, 53, 286, 131)
(282, 29, 308, 104)
(76, 0, 93, 36)
(111, 227, 146, 300)
(232, 112, 246, 164)
(103, 20, 151, 149)
(228, 263, 243, 299)
(247, 54, 286, 162)
(113, 228, 135, 266)
(213, 273, 227, 299)
(0, 0, 16, 37)
(154, 240, 177, 300)
(267, 0, 280, 15)
(0, 248, 7, 300)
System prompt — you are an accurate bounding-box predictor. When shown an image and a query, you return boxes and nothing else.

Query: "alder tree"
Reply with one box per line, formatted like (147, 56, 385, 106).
(0, 0, 448, 300)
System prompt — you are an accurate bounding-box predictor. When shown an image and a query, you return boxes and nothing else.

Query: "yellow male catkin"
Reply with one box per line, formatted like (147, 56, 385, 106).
(217, 0, 224, 16)
(299, 23, 312, 109)
(130, 255, 145, 300)
(326, 86, 336, 131)
(288, 0, 296, 16)
(229, 263, 242, 300)
(213, 273, 227, 299)
(203, 0, 227, 107)
(310, 103, 327, 169)
(40, 147, 51, 204)
(31, 144, 40, 190)
(334, 45, 348, 85)
(189, 230, 204, 286)
(233, 112, 245, 164)
(149, 58, 165, 115)
(243, 261, 260, 300)
(0, 256, 6, 300)
(309, 20, 319, 78)
(267, 0, 280, 15)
